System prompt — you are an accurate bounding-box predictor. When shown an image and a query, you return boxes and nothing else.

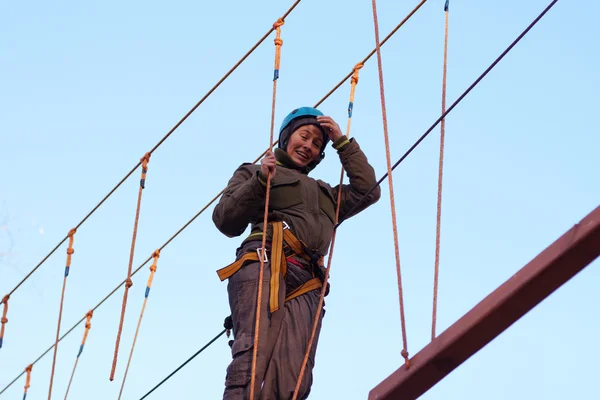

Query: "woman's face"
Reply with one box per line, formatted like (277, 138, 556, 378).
(285, 125, 323, 167)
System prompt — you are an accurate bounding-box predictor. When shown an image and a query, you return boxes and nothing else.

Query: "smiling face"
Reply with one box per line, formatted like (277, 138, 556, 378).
(285, 124, 324, 167)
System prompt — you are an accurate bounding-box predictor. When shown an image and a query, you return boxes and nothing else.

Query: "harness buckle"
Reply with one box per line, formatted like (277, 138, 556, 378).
(282, 221, 290, 230)
(256, 248, 269, 263)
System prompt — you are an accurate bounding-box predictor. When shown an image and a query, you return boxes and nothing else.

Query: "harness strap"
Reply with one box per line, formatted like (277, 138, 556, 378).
(216, 222, 324, 312)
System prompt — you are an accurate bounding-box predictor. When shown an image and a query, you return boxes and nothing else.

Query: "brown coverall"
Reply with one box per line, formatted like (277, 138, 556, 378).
(213, 138, 380, 399)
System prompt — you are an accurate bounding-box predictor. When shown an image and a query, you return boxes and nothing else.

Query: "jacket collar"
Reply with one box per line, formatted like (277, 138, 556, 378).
(274, 148, 311, 175)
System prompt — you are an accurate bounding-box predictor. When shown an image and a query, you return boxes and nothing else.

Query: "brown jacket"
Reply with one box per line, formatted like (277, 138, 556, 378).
(212, 138, 381, 256)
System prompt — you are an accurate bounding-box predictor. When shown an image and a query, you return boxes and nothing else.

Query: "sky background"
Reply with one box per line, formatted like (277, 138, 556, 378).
(1, 0, 599, 399)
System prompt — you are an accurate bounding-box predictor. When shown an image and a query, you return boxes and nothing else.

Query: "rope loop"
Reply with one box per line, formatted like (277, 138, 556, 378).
(125, 278, 133, 289)
(273, 18, 285, 29)
(1, 295, 8, 305)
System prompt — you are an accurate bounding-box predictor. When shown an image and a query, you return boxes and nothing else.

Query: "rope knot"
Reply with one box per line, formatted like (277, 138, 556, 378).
(274, 38, 283, 46)
(351, 63, 363, 84)
(140, 152, 151, 167)
(67, 248, 74, 255)
(401, 349, 410, 366)
(125, 278, 133, 288)
(273, 18, 284, 29)
(150, 265, 157, 272)
(68, 228, 77, 237)
(86, 310, 93, 319)
(1, 317, 7, 324)
(1, 294, 8, 304)
(152, 249, 160, 259)
(85, 321, 91, 329)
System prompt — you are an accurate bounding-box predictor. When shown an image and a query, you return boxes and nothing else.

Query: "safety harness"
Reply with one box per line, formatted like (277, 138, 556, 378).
(217, 221, 325, 313)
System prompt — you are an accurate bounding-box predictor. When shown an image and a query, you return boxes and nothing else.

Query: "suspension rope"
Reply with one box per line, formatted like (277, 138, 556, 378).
(23, 364, 33, 400)
(291, 62, 363, 400)
(64, 310, 93, 400)
(371, 0, 410, 366)
(118, 250, 160, 400)
(0, 294, 8, 349)
(0, 7, 427, 394)
(138, 318, 231, 400)
(47, 228, 76, 400)
(3, 0, 303, 302)
(111, 152, 150, 381)
(432, 0, 450, 341)
(250, 17, 285, 400)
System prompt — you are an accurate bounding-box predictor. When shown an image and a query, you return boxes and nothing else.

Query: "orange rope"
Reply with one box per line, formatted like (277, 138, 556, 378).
(433, 0, 450, 341)
(23, 364, 33, 399)
(292, 62, 363, 400)
(64, 310, 93, 400)
(0, 294, 9, 349)
(111, 152, 150, 381)
(118, 250, 160, 400)
(48, 228, 76, 400)
(250, 17, 284, 400)
(371, 0, 410, 366)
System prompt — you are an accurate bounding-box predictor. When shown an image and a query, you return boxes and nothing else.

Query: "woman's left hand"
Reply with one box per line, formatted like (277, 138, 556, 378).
(317, 116, 343, 142)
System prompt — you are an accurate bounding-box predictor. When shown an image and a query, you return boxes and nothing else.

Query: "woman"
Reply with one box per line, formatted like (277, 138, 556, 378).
(213, 106, 381, 399)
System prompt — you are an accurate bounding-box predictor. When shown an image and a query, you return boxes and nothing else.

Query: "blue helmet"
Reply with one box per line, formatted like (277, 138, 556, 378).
(278, 107, 330, 168)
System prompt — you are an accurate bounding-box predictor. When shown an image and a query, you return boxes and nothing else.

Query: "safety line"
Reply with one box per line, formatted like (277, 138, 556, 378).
(250, 17, 285, 400)
(371, 0, 410, 366)
(118, 250, 160, 400)
(48, 228, 76, 400)
(63, 310, 93, 400)
(291, 62, 363, 400)
(432, 0, 450, 341)
(111, 153, 151, 381)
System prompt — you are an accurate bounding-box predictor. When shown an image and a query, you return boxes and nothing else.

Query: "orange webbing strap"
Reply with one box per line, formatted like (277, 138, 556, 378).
(111, 152, 151, 381)
(291, 59, 365, 400)
(0, 294, 8, 349)
(23, 364, 33, 400)
(346, 62, 364, 135)
(64, 310, 93, 400)
(251, 16, 285, 400)
(48, 228, 76, 400)
(269, 222, 285, 313)
(370, 0, 410, 367)
(118, 250, 160, 400)
(433, 0, 450, 341)
(285, 278, 322, 303)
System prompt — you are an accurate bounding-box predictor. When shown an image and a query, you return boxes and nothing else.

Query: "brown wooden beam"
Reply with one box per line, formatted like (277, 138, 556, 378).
(369, 205, 600, 400)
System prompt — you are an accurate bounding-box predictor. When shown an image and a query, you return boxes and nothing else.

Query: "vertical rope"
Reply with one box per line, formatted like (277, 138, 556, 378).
(250, 17, 284, 400)
(0, 294, 9, 349)
(432, 0, 450, 341)
(48, 228, 76, 400)
(370, 0, 410, 366)
(64, 310, 93, 400)
(291, 62, 363, 400)
(23, 364, 33, 400)
(111, 152, 151, 381)
(118, 250, 160, 400)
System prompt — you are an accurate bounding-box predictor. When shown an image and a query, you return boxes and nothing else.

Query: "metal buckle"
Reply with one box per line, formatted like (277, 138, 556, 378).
(256, 248, 269, 263)
(282, 221, 290, 230)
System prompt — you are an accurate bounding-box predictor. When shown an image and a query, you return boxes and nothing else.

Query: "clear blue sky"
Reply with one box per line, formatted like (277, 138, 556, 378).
(1, 0, 599, 399)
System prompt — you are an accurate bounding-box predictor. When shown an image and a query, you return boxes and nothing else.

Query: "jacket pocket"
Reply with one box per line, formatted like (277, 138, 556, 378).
(317, 181, 338, 224)
(269, 175, 302, 210)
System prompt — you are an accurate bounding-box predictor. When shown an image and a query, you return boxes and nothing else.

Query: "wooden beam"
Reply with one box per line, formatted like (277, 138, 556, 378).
(369, 205, 600, 400)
